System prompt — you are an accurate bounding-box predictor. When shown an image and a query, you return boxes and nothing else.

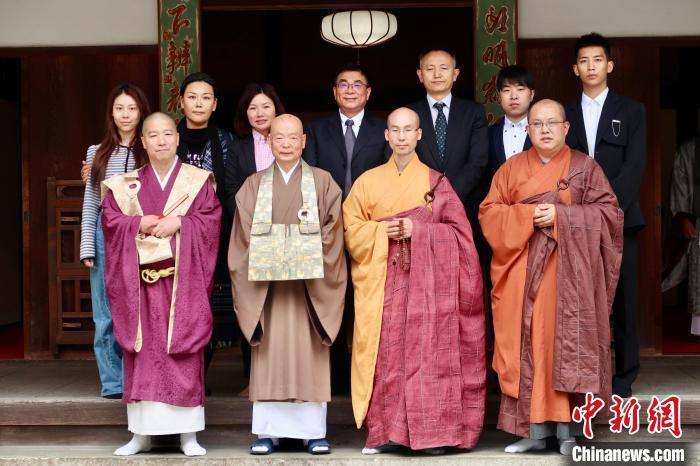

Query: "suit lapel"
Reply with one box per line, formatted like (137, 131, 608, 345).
(595, 91, 621, 149)
(567, 101, 589, 154)
(445, 97, 465, 165)
(495, 117, 506, 164)
(523, 133, 532, 151)
(416, 99, 440, 167)
(325, 114, 348, 163)
(242, 136, 256, 174)
(353, 115, 373, 158)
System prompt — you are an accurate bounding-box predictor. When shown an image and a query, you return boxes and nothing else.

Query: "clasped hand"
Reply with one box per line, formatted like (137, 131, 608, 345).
(533, 203, 556, 228)
(386, 218, 412, 240)
(140, 214, 181, 238)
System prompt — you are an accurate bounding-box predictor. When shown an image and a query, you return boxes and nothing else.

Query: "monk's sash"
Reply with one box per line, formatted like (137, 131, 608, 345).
(248, 160, 324, 281)
(102, 163, 213, 353)
(102, 163, 213, 265)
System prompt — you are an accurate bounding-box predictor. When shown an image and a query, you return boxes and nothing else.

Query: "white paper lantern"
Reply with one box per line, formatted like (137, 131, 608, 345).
(321, 10, 397, 49)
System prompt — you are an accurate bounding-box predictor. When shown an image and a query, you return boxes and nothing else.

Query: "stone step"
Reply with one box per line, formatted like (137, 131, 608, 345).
(3, 393, 700, 427)
(1, 428, 697, 465)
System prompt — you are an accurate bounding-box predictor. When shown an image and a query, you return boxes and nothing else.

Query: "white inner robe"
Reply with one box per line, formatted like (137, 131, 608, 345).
(127, 401, 204, 435)
(252, 401, 326, 439)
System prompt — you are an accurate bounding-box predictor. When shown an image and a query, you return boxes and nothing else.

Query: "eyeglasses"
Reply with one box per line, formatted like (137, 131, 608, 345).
(336, 81, 367, 92)
(529, 120, 565, 131)
(389, 128, 418, 136)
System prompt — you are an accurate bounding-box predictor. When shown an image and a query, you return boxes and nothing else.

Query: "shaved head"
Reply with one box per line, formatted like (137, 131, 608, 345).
(141, 111, 176, 135)
(526, 98, 570, 159)
(385, 107, 422, 158)
(269, 113, 306, 167)
(527, 99, 566, 122)
(270, 113, 303, 135)
(387, 107, 420, 129)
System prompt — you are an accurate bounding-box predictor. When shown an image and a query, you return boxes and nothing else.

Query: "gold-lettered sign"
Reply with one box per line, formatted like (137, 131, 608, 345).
(474, 0, 517, 124)
(158, 0, 202, 120)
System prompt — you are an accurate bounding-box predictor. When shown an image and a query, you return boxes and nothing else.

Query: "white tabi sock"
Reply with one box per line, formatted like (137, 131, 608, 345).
(504, 438, 546, 453)
(361, 442, 399, 455)
(114, 434, 151, 456)
(559, 437, 577, 455)
(180, 432, 206, 456)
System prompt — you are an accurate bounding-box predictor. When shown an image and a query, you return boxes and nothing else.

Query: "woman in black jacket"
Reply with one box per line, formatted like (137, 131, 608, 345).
(224, 83, 286, 214)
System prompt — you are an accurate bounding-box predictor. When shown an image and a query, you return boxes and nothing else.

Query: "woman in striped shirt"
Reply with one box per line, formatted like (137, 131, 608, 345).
(80, 83, 151, 398)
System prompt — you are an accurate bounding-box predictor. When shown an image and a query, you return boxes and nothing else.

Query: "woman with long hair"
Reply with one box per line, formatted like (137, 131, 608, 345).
(79, 83, 150, 398)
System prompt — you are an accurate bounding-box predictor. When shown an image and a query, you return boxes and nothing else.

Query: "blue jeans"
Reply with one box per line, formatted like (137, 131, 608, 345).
(90, 214, 123, 396)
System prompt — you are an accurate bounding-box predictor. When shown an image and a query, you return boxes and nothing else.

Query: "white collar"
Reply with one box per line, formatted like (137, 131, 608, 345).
(339, 109, 365, 128)
(427, 93, 453, 109)
(581, 87, 609, 107)
(276, 160, 300, 184)
(151, 159, 178, 190)
(504, 116, 528, 128)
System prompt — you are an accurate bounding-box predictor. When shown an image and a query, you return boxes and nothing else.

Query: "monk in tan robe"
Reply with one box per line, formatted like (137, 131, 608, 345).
(480, 99, 623, 455)
(345, 108, 486, 455)
(229, 114, 346, 455)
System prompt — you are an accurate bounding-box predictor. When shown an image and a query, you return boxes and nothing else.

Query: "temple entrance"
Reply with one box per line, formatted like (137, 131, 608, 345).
(0, 58, 22, 359)
(660, 45, 700, 354)
(200, 6, 474, 129)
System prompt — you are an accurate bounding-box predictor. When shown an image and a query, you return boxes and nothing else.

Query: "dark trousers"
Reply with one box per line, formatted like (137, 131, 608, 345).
(612, 231, 640, 396)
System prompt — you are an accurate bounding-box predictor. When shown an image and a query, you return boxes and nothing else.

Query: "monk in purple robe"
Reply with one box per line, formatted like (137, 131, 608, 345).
(344, 108, 486, 455)
(102, 112, 221, 456)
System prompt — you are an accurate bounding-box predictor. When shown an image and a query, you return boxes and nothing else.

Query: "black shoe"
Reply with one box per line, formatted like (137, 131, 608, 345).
(103, 393, 122, 400)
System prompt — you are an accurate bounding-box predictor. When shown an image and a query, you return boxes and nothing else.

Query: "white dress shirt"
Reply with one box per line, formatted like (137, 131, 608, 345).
(339, 109, 364, 138)
(581, 87, 609, 158)
(503, 116, 528, 159)
(276, 160, 300, 184)
(427, 93, 453, 126)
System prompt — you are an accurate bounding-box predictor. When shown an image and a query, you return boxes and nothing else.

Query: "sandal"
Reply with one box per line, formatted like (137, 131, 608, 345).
(307, 438, 331, 455)
(250, 438, 274, 455)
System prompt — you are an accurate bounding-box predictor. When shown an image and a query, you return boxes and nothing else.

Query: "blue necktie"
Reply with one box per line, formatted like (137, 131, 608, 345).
(434, 102, 447, 160)
(344, 119, 356, 196)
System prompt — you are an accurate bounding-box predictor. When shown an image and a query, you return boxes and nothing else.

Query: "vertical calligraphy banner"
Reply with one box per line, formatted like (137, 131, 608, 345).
(159, 0, 201, 120)
(474, 0, 517, 124)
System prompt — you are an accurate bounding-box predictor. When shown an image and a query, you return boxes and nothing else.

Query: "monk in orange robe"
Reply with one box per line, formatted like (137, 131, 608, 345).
(479, 99, 623, 455)
(344, 108, 486, 455)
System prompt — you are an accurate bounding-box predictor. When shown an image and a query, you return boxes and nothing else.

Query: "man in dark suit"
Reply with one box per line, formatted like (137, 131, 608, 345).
(303, 63, 390, 394)
(407, 48, 488, 248)
(304, 63, 391, 197)
(565, 33, 646, 398)
(485, 65, 534, 188)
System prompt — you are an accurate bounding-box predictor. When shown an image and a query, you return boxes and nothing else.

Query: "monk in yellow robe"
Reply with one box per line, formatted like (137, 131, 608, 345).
(344, 108, 486, 455)
(480, 99, 623, 455)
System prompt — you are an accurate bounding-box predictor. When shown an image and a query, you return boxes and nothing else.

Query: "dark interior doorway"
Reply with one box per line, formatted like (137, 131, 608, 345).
(201, 7, 473, 130)
(660, 46, 700, 354)
(0, 58, 23, 358)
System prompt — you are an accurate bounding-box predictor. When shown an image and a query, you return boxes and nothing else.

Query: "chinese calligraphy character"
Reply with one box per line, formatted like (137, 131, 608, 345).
(165, 38, 193, 75)
(481, 75, 499, 104)
(484, 5, 509, 34)
(572, 392, 606, 439)
(167, 83, 181, 113)
(167, 3, 191, 36)
(609, 395, 641, 435)
(482, 40, 510, 69)
(647, 395, 682, 438)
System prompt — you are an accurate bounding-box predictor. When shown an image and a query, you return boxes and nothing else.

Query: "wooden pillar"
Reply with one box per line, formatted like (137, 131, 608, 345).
(158, 0, 202, 120)
(474, 0, 518, 124)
